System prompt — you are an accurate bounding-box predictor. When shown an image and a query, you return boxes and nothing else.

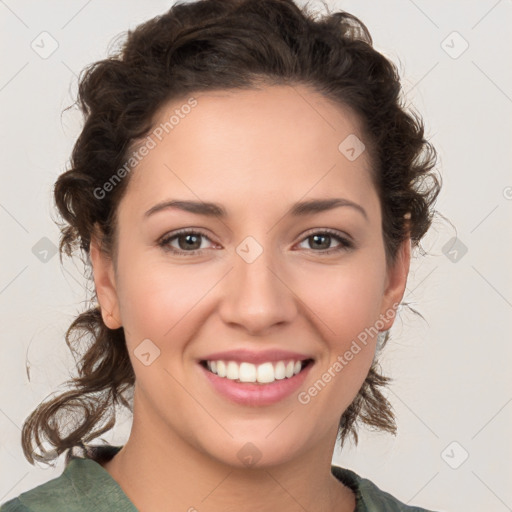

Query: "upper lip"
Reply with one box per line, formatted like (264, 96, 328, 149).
(199, 349, 314, 365)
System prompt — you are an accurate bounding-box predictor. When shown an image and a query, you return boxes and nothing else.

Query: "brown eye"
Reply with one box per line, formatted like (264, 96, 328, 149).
(297, 229, 354, 254)
(308, 233, 332, 250)
(158, 229, 214, 255)
(176, 233, 202, 251)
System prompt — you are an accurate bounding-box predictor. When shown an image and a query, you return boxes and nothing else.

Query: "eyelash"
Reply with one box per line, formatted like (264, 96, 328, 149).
(158, 228, 354, 256)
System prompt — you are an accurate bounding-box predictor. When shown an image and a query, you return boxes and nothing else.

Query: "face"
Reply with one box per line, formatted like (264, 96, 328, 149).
(91, 84, 410, 468)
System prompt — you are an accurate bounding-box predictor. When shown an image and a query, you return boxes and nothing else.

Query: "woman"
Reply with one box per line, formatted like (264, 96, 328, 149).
(1, 0, 442, 510)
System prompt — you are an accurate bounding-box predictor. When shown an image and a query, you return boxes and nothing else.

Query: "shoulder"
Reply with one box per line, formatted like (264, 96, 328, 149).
(356, 476, 438, 512)
(0, 446, 134, 512)
(0, 468, 75, 512)
(0, 499, 30, 512)
(331, 465, 440, 512)
(0, 459, 92, 512)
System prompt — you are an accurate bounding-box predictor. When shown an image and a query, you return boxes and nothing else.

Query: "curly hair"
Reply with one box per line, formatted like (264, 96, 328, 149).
(21, 0, 441, 465)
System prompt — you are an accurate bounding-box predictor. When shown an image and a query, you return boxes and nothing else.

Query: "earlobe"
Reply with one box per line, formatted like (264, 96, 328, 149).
(89, 226, 122, 330)
(379, 237, 411, 331)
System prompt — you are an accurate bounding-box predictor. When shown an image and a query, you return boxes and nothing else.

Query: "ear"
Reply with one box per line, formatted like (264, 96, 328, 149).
(378, 236, 411, 331)
(89, 224, 122, 329)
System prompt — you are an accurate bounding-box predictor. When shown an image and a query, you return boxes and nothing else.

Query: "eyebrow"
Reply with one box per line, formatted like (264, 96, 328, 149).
(144, 197, 368, 221)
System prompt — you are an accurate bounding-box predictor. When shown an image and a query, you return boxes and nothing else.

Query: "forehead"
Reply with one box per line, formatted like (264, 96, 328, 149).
(121, 84, 377, 218)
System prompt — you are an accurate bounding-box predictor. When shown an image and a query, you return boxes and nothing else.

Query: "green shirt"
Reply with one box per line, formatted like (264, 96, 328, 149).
(0, 445, 437, 511)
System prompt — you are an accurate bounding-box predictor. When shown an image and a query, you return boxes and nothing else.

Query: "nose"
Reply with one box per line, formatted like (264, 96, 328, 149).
(218, 240, 298, 336)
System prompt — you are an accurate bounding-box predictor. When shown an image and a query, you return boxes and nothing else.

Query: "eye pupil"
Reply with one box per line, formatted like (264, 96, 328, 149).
(162, 229, 349, 256)
(311, 234, 330, 250)
(179, 234, 201, 250)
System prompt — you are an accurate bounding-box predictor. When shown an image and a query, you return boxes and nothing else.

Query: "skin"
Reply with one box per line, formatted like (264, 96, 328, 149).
(90, 84, 410, 512)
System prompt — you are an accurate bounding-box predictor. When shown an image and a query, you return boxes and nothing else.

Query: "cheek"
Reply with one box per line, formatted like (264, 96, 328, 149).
(116, 244, 386, 348)
(114, 262, 210, 402)
(115, 253, 216, 348)
(300, 257, 387, 345)
(296, 255, 386, 401)
(297, 264, 382, 419)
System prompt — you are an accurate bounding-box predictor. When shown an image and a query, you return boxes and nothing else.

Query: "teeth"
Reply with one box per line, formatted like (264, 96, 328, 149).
(256, 362, 274, 383)
(226, 361, 239, 380)
(239, 362, 256, 382)
(205, 359, 308, 384)
(217, 361, 226, 377)
(274, 361, 286, 379)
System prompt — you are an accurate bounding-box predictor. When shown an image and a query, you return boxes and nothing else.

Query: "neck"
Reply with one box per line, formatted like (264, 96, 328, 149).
(101, 396, 356, 512)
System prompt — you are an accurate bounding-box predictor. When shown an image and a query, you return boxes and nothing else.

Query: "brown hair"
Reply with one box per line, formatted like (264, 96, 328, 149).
(21, 0, 441, 465)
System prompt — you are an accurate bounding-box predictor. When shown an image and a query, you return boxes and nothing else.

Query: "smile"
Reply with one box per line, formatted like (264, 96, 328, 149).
(201, 359, 314, 384)
(198, 357, 315, 407)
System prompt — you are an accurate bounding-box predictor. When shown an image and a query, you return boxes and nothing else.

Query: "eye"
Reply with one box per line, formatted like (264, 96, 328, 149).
(158, 228, 354, 257)
(158, 229, 215, 255)
(296, 229, 354, 254)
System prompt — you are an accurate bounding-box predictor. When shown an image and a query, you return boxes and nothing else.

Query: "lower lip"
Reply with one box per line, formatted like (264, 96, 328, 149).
(199, 362, 313, 407)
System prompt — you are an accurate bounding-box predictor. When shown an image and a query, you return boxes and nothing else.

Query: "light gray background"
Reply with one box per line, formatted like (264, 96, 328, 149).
(1, 1, 511, 511)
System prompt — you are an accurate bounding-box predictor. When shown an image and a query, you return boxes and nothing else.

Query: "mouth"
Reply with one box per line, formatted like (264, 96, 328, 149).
(198, 356, 315, 406)
(199, 358, 315, 385)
